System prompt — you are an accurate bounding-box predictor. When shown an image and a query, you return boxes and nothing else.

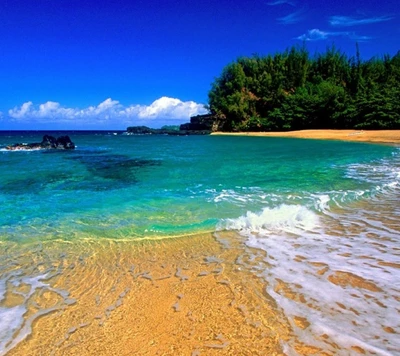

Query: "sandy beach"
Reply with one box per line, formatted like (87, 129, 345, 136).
(212, 130, 400, 145)
(2, 132, 399, 355)
(6, 233, 293, 356)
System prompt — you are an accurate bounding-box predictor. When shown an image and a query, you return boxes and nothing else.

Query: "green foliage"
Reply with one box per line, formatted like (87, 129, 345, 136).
(160, 125, 180, 131)
(208, 46, 400, 131)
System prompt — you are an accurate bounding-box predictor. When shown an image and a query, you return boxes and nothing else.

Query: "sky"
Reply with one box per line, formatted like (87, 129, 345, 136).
(0, 0, 398, 130)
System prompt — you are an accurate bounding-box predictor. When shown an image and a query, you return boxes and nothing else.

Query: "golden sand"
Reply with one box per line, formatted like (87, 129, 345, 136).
(211, 130, 400, 144)
(6, 233, 291, 356)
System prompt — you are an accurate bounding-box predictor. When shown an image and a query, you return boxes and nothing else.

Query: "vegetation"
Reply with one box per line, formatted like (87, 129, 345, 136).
(160, 125, 180, 131)
(208, 45, 400, 131)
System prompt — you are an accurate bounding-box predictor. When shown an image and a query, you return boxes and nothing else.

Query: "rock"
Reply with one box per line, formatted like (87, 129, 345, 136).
(40, 134, 58, 149)
(54, 136, 75, 149)
(6, 135, 75, 150)
(180, 114, 215, 131)
(180, 114, 227, 132)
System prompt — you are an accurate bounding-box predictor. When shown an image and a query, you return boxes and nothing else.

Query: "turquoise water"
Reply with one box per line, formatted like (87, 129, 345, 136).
(1, 131, 400, 355)
(0, 132, 397, 241)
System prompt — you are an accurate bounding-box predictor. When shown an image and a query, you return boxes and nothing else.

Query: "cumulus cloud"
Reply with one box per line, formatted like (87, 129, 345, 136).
(7, 97, 207, 129)
(296, 29, 331, 41)
(330, 15, 393, 27)
(10, 101, 34, 119)
(296, 28, 371, 42)
(135, 97, 203, 119)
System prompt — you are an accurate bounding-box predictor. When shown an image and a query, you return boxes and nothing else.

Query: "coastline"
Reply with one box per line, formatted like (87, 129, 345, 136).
(211, 129, 400, 145)
(2, 133, 399, 355)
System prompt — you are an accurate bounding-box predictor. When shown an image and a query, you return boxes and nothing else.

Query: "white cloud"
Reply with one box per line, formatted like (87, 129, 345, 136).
(296, 28, 371, 42)
(330, 15, 393, 27)
(296, 29, 331, 41)
(136, 97, 203, 119)
(268, 0, 295, 6)
(348, 33, 372, 41)
(278, 11, 303, 25)
(7, 97, 207, 129)
(10, 101, 34, 119)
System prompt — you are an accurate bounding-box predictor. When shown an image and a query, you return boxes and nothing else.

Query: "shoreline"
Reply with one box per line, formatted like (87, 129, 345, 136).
(211, 129, 400, 145)
(6, 233, 291, 356)
(2, 132, 399, 355)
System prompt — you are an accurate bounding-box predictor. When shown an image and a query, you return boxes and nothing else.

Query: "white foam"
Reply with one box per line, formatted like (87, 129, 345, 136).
(0, 272, 69, 356)
(345, 155, 400, 196)
(207, 187, 273, 206)
(217, 204, 319, 235)
(234, 201, 400, 355)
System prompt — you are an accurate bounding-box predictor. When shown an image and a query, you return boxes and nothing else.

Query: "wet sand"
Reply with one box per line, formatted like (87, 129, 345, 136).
(212, 130, 400, 145)
(5, 233, 292, 356)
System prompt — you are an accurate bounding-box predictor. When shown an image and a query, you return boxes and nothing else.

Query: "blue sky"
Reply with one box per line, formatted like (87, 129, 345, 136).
(0, 0, 398, 129)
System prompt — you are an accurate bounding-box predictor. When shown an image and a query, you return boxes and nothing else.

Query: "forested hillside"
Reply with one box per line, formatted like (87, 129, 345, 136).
(208, 46, 400, 131)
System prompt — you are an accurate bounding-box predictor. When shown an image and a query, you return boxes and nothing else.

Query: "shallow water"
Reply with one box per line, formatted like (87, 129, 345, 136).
(0, 131, 399, 355)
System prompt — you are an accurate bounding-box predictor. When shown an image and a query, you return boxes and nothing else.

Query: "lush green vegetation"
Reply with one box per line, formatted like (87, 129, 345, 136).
(208, 45, 400, 131)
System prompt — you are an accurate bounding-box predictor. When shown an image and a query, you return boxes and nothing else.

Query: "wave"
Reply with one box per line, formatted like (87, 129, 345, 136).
(218, 199, 400, 354)
(208, 150, 400, 216)
(217, 204, 319, 235)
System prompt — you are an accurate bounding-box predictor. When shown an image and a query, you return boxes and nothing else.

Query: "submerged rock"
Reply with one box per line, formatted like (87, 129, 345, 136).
(6, 135, 75, 150)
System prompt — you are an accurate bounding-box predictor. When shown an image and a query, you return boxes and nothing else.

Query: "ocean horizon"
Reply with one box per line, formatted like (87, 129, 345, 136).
(1, 131, 399, 355)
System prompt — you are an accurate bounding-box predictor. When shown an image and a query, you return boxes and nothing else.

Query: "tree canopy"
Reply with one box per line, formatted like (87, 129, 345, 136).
(208, 45, 400, 131)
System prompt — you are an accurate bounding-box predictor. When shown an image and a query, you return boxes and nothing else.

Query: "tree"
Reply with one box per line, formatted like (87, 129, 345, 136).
(208, 46, 400, 131)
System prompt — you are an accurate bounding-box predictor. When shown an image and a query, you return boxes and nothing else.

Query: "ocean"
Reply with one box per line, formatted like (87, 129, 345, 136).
(0, 131, 399, 355)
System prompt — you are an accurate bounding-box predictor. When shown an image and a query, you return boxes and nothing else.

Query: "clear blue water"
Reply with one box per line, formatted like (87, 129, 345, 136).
(1, 131, 399, 355)
(0, 131, 397, 242)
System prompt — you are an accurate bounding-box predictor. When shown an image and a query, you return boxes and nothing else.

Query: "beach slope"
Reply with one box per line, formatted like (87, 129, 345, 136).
(212, 130, 400, 144)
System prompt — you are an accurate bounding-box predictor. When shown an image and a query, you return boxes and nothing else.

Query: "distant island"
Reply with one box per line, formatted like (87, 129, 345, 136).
(127, 114, 218, 135)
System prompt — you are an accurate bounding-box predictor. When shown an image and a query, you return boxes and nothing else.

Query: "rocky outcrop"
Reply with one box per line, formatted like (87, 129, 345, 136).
(180, 114, 216, 132)
(180, 114, 227, 132)
(6, 135, 75, 150)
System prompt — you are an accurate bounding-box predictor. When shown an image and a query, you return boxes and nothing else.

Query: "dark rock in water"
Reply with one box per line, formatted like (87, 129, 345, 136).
(6, 135, 75, 150)
(53, 135, 75, 149)
(40, 134, 57, 149)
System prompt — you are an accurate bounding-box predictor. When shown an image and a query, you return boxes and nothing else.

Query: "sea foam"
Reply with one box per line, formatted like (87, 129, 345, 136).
(0, 272, 70, 356)
(217, 204, 319, 235)
(224, 200, 400, 355)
